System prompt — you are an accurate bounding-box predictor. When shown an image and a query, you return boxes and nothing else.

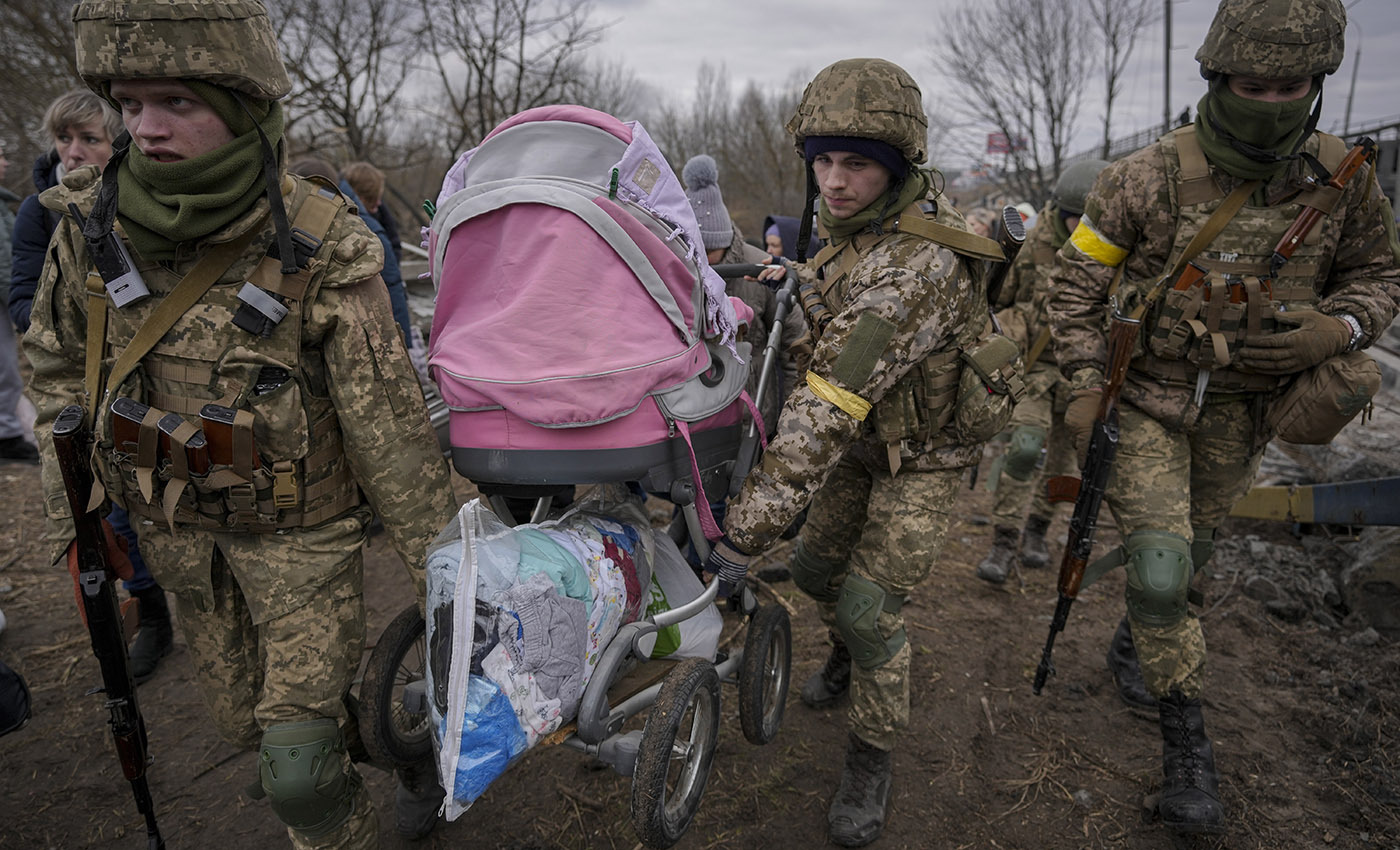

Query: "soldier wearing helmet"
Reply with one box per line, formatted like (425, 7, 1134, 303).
(25, 1, 455, 846)
(1049, 0, 1399, 835)
(702, 57, 1018, 847)
(976, 158, 1108, 585)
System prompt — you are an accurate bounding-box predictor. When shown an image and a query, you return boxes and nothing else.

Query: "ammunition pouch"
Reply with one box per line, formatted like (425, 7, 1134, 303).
(834, 573, 906, 670)
(1263, 350, 1380, 444)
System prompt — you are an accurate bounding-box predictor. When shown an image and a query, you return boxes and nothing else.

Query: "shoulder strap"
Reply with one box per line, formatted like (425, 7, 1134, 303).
(894, 210, 1004, 261)
(1172, 126, 1225, 207)
(89, 222, 265, 420)
(1171, 179, 1259, 277)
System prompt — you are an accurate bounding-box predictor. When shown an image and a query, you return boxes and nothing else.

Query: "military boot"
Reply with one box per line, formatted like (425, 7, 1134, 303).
(395, 756, 444, 839)
(129, 586, 174, 684)
(976, 526, 1019, 584)
(1106, 617, 1158, 715)
(1018, 515, 1051, 570)
(800, 636, 851, 709)
(1157, 691, 1225, 834)
(828, 732, 893, 847)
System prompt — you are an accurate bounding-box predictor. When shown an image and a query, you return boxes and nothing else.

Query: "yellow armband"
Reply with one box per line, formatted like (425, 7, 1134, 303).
(806, 372, 872, 421)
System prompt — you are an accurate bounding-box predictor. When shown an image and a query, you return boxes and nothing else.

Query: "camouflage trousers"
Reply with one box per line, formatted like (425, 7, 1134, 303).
(990, 362, 1076, 527)
(137, 511, 379, 850)
(1106, 397, 1263, 699)
(796, 448, 961, 751)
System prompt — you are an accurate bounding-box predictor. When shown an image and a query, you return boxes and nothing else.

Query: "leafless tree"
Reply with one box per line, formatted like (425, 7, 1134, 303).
(0, 0, 83, 188)
(1089, 0, 1160, 159)
(267, 0, 425, 163)
(417, 0, 609, 158)
(935, 0, 1091, 205)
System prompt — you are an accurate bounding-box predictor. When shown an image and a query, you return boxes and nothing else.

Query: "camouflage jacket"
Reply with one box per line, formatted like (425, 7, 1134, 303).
(1049, 129, 1400, 417)
(718, 226, 812, 433)
(26, 167, 455, 592)
(725, 207, 985, 554)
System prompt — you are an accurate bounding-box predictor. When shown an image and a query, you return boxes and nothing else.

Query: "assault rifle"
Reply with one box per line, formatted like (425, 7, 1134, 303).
(52, 404, 166, 849)
(1032, 305, 1139, 696)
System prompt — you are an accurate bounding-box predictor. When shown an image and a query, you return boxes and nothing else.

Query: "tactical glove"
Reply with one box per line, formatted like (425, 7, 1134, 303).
(702, 536, 753, 598)
(65, 520, 135, 625)
(1237, 309, 1351, 375)
(1064, 388, 1102, 465)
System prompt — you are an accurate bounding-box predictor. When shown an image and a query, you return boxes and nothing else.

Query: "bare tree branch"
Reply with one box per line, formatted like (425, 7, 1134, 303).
(1089, 0, 1160, 159)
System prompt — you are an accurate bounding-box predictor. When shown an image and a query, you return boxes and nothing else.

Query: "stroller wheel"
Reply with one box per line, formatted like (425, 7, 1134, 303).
(631, 657, 720, 849)
(359, 604, 433, 768)
(738, 603, 791, 745)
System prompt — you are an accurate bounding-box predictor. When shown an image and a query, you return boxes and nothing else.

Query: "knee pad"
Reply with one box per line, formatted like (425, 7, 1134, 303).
(1190, 526, 1217, 575)
(834, 573, 906, 671)
(790, 539, 843, 604)
(259, 719, 359, 837)
(1123, 530, 1193, 629)
(1002, 425, 1046, 481)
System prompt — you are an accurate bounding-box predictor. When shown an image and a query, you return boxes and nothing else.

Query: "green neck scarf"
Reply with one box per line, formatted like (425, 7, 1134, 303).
(1194, 79, 1319, 182)
(819, 168, 931, 244)
(114, 82, 283, 262)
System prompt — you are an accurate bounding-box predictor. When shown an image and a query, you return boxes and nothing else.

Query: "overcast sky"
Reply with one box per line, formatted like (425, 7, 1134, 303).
(593, 0, 1399, 168)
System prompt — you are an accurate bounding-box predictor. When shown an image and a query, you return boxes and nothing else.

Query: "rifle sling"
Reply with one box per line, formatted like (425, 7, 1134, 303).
(86, 220, 266, 422)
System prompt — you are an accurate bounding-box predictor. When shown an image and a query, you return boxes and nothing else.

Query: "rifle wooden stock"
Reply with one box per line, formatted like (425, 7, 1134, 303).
(1033, 310, 1139, 695)
(52, 405, 166, 849)
(1272, 137, 1377, 273)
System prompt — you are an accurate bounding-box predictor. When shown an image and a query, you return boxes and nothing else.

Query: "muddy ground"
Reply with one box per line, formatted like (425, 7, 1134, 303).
(1, 449, 1397, 850)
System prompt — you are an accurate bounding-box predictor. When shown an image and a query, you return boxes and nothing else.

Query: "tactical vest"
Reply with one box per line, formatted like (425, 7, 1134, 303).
(89, 176, 363, 533)
(803, 199, 1022, 471)
(1132, 125, 1348, 392)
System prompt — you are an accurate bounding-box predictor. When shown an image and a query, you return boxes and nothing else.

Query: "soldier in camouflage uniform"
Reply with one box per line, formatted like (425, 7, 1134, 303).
(25, 2, 456, 847)
(976, 159, 1108, 584)
(1048, 0, 1400, 834)
(702, 58, 1012, 848)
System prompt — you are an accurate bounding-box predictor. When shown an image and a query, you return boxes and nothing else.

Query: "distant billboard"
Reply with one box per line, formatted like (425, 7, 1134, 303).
(986, 132, 1027, 154)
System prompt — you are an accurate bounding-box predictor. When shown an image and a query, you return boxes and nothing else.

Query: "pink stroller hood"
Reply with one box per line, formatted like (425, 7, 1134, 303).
(429, 105, 739, 429)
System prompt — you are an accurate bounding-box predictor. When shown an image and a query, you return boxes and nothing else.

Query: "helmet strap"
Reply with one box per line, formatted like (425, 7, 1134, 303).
(234, 93, 297, 275)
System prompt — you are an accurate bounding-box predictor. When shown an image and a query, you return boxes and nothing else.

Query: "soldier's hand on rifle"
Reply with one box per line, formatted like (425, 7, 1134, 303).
(702, 536, 753, 598)
(1237, 309, 1352, 375)
(1064, 388, 1101, 463)
(65, 520, 135, 624)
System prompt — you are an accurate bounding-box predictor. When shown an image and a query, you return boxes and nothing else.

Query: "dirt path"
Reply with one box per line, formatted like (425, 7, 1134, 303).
(1, 458, 1395, 850)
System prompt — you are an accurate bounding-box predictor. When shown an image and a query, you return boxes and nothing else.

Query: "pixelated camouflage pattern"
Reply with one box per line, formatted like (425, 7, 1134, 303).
(1196, 0, 1345, 79)
(718, 226, 812, 432)
(1051, 159, 1111, 217)
(160, 526, 379, 847)
(1050, 127, 1400, 424)
(786, 58, 929, 165)
(796, 457, 962, 750)
(74, 0, 291, 99)
(725, 197, 985, 555)
(1107, 402, 1264, 698)
(989, 367, 1075, 526)
(989, 209, 1077, 525)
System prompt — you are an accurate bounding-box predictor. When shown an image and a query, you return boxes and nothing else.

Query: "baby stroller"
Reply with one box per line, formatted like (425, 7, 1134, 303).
(358, 105, 796, 849)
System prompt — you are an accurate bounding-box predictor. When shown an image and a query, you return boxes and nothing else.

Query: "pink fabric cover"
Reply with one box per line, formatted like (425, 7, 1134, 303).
(483, 104, 633, 144)
(448, 399, 744, 452)
(430, 196, 709, 428)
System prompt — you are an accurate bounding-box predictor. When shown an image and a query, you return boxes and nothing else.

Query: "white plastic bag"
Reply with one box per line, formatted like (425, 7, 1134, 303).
(638, 532, 722, 661)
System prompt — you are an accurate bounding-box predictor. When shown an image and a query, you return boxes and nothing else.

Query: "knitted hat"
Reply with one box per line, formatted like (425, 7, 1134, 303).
(682, 154, 733, 252)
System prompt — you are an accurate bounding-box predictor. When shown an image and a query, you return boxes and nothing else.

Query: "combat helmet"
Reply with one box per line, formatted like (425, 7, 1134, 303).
(1050, 159, 1109, 216)
(787, 58, 928, 166)
(1195, 0, 1346, 80)
(73, 0, 291, 100)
